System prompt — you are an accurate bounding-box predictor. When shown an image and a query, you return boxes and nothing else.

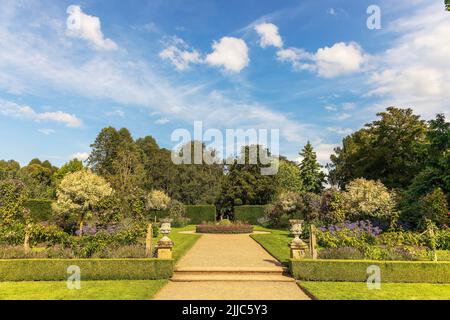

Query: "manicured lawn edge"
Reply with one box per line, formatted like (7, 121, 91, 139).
(0, 259, 173, 282)
(296, 282, 318, 300)
(290, 259, 450, 283)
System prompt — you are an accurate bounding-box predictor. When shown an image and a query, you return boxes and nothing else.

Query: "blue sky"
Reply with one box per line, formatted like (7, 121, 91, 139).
(0, 0, 449, 166)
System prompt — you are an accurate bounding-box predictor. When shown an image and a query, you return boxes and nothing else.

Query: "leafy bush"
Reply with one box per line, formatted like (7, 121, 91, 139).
(185, 205, 216, 224)
(320, 189, 346, 224)
(0, 222, 25, 245)
(23, 199, 53, 222)
(0, 179, 27, 224)
(0, 259, 173, 281)
(418, 188, 449, 229)
(377, 231, 423, 247)
(167, 200, 189, 227)
(234, 205, 266, 225)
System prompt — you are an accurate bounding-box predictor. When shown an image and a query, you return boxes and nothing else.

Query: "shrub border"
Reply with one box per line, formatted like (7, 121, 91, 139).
(0, 258, 173, 282)
(196, 224, 254, 234)
(290, 259, 450, 283)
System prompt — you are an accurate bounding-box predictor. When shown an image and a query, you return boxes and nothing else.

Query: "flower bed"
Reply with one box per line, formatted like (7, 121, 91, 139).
(196, 224, 253, 234)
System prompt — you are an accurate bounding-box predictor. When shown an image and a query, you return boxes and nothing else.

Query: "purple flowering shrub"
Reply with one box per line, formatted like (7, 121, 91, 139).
(317, 220, 382, 249)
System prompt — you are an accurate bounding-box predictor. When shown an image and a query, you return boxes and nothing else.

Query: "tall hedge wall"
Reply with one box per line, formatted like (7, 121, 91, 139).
(234, 205, 267, 225)
(24, 199, 53, 222)
(185, 205, 216, 225)
(0, 259, 173, 282)
(290, 259, 450, 283)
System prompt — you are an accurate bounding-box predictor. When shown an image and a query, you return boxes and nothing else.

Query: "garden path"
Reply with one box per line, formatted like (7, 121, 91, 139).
(153, 233, 310, 300)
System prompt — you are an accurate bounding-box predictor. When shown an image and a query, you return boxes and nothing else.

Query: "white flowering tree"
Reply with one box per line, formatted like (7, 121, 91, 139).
(343, 178, 397, 224)
(53, 170, 113, 237)
(146, 190, 171, 213)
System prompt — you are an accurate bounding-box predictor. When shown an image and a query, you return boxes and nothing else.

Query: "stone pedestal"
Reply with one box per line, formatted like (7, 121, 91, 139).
(290, 238, 308, 260)
(157, 220, 174, 259)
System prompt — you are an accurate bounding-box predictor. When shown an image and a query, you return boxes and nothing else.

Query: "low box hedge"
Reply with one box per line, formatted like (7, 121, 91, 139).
(185, 205, 216, 225)
(196, 224, 253, 234)
(0, 259, 173, 282)
(234, 205, 266, 225)
(290, 259, 450, 283)
(24, 199, 54, 222)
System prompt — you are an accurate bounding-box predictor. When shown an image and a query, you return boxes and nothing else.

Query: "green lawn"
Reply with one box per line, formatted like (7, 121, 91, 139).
(299, 281, 450, 300)
(251, 226, 292, 264)
(157, 225, 201, 262)
(0, 280, 168, 300)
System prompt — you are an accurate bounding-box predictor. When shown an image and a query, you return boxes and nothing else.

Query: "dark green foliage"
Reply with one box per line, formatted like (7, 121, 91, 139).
(0, 160, 20, 180)
(329, 107, 428, 189)
(23, 199, 53, 222)
(0, 179, 27, 224)
(418, 188, 449, 229)
(298, 142, 325, 193)
(185, 205, 216, 224)
(218, 145, 276, 214)
(290, 259, 450, 283)
(0, 259, 173, 281)
(234, 205, 266, 225)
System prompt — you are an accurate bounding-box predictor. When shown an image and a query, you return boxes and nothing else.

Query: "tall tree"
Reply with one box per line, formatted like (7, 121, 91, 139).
(298, 142, 325, 194)
(276, 159, 303, 195)
(218, 145, 276, 214)
(329, 107, 428, 189)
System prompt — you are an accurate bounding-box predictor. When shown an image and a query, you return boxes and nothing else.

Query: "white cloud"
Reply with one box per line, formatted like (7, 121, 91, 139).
(342, 102, 356, 110)
(66, 5, 118, 51)
(315, 143, 339, 164)
(367, 2, 450, 118)
(315, 42, 366, 78)
(276, 48, 314, 71)
(277, 42, 366, 78)
(336, 113, 351, 121)
(155, 118, 170, 125)
(106, 108, 125, 117)
(0, 99, 83, 128)
(38, 128, 56, 135)
(327, 127, 353, 135)
(327, 8, 336, 16)
(205, 37, 249, 73)
(71, 152, 89, 161)
(255, 23, 283, 48)
(324, 105, 337, 111)
(159, 37, 202, 71)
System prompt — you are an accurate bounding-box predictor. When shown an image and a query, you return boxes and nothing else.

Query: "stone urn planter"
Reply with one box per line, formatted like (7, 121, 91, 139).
(288, 219, 308, 259)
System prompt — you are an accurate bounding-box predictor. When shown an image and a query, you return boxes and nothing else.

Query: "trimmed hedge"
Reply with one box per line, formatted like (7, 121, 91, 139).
(234, 205, 266, 225)
(0, 259, 173, 282)
(196, 224, 253, 234)
(24, 199, 54, 222)
(185, 205, 216, 225)
(290, 259, 450, 283)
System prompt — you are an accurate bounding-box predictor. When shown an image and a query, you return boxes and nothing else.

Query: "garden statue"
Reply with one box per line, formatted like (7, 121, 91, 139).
(289, 220, 308, 259)
(157, 219, 174, 259)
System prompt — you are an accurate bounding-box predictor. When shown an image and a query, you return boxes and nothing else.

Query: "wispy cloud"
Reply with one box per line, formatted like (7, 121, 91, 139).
(0, 99, 83, 128)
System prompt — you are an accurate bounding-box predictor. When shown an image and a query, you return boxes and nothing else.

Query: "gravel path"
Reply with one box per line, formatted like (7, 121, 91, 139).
(153, 234, 310, 300)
